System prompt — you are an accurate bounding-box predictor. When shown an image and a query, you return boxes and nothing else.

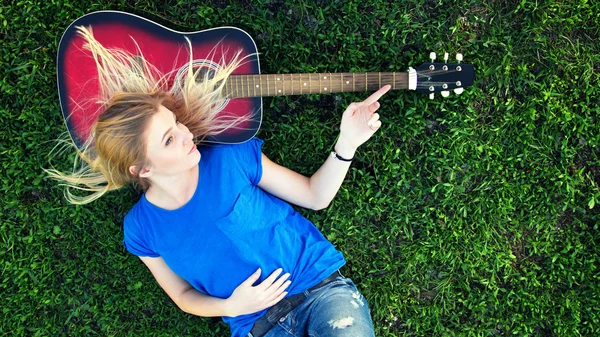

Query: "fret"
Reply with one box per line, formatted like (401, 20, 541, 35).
(260, 75, 263, 96)
(365, 73, 368, 91)
(309, 74, 312, 93)
(300, 74, 303, 95)
(340, 73, 343, 92)
(329, 73, 332, 93)
(233, 76, 237, 98)
(393, 72, 395, 90)
(319, 74, 322, 93)
(352, 73, 355, 91)
(378, 72, 381, 88)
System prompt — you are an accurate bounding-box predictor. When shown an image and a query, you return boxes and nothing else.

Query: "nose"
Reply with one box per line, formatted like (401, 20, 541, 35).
(182, 129, 193, 145)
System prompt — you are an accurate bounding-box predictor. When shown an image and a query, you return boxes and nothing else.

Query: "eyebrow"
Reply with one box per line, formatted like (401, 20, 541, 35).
(160, 113, 178, 144)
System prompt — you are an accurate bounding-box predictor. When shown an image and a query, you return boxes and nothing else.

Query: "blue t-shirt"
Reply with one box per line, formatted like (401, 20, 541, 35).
(123, 138, 345, 337)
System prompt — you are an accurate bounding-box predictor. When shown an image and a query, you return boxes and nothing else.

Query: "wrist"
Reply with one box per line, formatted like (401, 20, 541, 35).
(334, 135, 357, 159)
(221, 297, 237, 317)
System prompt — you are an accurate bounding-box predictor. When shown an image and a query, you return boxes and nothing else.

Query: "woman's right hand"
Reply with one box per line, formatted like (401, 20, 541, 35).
(225, 268, 291, 317)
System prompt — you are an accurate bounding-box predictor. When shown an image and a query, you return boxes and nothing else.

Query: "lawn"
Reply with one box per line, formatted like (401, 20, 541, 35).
(1, 0, 599, 336)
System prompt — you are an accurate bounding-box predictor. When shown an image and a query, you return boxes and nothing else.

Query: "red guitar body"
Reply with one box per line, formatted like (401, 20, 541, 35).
(58, 10, 262, 148)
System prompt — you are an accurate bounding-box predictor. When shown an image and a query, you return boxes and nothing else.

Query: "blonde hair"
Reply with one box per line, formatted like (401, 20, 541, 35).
(46, 26, 249, 204)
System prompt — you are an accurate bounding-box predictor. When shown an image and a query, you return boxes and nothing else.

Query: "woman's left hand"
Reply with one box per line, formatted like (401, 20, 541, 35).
(338, 85, 391, 150)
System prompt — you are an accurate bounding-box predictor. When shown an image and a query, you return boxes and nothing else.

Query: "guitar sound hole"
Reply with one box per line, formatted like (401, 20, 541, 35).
(195, 68, 216, 83)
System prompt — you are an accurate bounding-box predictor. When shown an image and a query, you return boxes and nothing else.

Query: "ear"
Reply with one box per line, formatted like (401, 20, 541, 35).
(129, 164, 153, 178)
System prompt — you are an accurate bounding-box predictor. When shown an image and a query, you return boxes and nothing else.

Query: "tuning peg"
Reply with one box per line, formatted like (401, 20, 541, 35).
(429, 52, 436, 62)
(456, 53, 463, 63)
(429, 93, 435, 100)
(454, 88, 464, 95)
(444, 52, 449, 63)
(441, 91, 450, 97)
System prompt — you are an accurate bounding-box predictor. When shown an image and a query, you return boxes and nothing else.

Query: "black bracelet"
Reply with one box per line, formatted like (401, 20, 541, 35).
(331, 150, 353, 162)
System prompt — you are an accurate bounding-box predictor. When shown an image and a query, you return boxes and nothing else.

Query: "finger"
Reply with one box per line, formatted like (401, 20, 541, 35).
(266, 291, 288, 308)
(367, 113, 380, 124)
(266, 280, 292, 302)
(366, 114, 379, 129)
(265, 273, 290, 293)
(368, 102, 380, 114)
(371, 120, 382, 130)
(257, 268, 283, 289)
(363, 85, 391, 105)
(273, 280, 292, 294)
(242, 268, 262, 286)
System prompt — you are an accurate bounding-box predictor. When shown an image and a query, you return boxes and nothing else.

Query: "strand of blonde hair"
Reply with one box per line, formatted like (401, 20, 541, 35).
(46, 26, 254, 204)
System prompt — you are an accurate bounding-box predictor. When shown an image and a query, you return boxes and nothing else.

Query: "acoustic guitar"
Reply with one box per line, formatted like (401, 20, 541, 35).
(57, 10, 475, 149)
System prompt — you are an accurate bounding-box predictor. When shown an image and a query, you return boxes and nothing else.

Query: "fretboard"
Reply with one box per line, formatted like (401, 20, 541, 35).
(223, 72, 409, 98)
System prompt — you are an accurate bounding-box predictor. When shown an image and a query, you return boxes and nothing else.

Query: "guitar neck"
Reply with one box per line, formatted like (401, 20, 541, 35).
(223, 72, 410, 98)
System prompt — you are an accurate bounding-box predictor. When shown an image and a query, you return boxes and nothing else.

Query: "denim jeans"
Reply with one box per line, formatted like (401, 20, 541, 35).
(247, 276, 375, 337)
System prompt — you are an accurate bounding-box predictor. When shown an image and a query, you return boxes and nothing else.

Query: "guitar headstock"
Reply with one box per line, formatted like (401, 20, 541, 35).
(412, 52, 475, 99)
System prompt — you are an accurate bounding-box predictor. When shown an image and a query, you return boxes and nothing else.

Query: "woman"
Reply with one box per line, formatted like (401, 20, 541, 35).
(49, 26, 390, 337)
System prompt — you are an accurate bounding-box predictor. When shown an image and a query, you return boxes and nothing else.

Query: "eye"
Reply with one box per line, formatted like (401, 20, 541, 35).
(165, 135, 173, 146)
(175, 118, 180, 125)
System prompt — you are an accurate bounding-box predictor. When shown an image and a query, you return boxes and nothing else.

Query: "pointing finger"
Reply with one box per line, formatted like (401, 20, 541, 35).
(363, 85, 391, 105)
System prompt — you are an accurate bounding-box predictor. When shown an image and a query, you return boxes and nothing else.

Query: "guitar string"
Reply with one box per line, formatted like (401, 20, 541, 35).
(225, 73, 416, 97)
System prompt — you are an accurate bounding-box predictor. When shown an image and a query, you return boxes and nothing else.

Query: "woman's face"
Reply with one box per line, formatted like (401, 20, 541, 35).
(140, 105, 200, 178)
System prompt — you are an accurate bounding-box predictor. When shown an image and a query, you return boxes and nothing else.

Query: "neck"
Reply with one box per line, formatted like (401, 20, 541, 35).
(222, 72, 411, 98)
(145, 165, 199, 210)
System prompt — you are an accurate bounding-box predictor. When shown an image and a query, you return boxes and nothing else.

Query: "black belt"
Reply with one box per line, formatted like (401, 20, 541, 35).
(249, 270, 342, 337)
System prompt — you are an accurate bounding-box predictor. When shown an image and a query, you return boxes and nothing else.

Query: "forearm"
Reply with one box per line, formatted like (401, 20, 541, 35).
(177, 287, 232, 317)
(308, 135, 357, 209)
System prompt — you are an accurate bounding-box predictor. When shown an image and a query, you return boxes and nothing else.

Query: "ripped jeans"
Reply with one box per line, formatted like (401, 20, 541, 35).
(247, 276, 375, 337)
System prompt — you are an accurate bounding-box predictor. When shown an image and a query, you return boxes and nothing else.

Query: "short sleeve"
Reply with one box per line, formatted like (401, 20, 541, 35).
(232, 137, 264, 185)
(123, 212, 159, 258)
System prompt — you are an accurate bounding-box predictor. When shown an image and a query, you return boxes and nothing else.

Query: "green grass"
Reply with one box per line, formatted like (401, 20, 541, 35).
(2, 0, 599, 336)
